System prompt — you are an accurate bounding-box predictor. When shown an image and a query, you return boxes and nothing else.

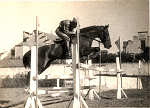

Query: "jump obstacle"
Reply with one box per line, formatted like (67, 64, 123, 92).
(25, 46, 43, 108)
(24, 17, 134, 108)
(71, 17, 88, 108)
(116, 57, 128, 99)
(25, 50, 128, 108)
(81, 59, 100, 100)
(24, 17, 89, 108)
(81, 57, 128, 100)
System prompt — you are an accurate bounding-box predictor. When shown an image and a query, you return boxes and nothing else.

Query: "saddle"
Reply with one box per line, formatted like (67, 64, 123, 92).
(54, 38, 64, 44)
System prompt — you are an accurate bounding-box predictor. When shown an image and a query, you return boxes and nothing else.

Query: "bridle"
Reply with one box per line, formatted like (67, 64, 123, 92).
(80, 26, 107, 43)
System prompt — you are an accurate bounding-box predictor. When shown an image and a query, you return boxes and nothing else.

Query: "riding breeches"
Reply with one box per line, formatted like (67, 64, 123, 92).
(55, 28, 71, 53)
(55, 28, 70, 42)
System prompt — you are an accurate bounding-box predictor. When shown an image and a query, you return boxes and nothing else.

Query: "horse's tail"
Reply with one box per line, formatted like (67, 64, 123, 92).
(23, 51, 31, 68)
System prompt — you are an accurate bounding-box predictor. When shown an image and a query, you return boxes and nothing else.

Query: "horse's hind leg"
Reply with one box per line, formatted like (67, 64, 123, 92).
(25, 71, 30, 86)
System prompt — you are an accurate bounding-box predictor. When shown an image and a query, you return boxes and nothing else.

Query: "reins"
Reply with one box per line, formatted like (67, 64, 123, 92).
(80, 26, 103, 43)
(81, 35, 101, 43)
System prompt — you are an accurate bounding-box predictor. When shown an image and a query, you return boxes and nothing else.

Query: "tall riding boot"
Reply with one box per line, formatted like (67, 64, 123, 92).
(66, 41, 71, 57)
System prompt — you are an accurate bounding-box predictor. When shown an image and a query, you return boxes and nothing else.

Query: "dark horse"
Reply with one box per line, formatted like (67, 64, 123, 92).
(23, 25, 111, 84)
(141, 46, 150, 62)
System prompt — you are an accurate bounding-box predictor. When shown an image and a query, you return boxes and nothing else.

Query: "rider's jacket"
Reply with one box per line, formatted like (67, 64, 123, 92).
(58, 20, 76, 35)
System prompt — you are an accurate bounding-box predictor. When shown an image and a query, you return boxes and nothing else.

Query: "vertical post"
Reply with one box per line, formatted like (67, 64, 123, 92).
(116, 57, 121, 99)
(116, 57, 128, 99)
(119, 36, 121, 68)
(88, 60, 94, 100)
(25, 47, 37, 108)
(72, 18, 80, 108)
(99, 42, 101, 98)
(139, 60, 141, 70)
(137, 60, 141, 89)
(148, 0, 150, 80)
(30, 46, 37, 94)
(149, 0, 150, 45)
(35, 16, 39, 108)
(25, 16, 43, 108)
(25, 45, 43, 108)
(88, 60, 93, 77)
(57, 79, 60, 88)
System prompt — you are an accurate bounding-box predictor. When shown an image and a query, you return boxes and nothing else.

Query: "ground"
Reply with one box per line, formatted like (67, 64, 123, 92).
(0, 88, 149, 108)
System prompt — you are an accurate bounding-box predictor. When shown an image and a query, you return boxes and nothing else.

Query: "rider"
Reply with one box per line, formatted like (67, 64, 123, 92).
(55, 17, 77, 57)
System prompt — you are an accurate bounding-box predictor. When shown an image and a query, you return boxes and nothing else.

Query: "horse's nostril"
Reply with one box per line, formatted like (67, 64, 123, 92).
(108, 45, 112, 48)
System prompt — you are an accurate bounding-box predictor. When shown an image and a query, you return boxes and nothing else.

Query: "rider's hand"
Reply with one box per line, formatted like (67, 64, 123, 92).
(71, 34, 76, 37)
(69, 31, 76, 35)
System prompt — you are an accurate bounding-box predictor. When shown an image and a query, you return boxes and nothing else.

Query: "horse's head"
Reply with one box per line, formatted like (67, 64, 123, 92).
(96, 25, 112, 49)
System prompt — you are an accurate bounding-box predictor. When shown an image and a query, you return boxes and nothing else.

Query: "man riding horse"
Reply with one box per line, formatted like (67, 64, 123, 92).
(23, 23, 111, 85)
(55, 17, 78, 57)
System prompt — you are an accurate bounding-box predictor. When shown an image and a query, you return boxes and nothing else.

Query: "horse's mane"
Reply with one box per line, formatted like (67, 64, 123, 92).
(80, 25, 101, 33)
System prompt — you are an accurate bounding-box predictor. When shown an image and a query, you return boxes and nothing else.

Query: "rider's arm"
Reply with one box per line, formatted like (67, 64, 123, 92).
(65, 30, 76, 35)
(64, 28, 76, 35)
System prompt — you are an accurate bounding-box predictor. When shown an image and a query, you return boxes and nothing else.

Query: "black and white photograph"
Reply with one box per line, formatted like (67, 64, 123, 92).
(0, 0, 149, 108)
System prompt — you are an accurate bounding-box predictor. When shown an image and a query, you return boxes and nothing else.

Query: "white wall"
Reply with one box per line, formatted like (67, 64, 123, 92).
(23, 46, 30, 56)
(15, 46, 23, 59)
(0, 67, 26, 78)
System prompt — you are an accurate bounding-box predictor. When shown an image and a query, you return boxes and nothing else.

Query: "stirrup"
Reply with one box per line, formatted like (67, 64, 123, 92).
(65, 51, 71, 57)
(54, 38, 64, 44)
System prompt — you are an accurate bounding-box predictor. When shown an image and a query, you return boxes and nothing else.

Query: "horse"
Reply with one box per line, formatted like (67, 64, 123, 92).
(141, 46, 150, 62)
(23, 25, 111, 84)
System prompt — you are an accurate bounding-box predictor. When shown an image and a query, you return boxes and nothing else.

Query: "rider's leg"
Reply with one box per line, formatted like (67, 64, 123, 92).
(55, 30, 71, 56)
(62, 36, 70, 56)
(66, 40, 71, 56)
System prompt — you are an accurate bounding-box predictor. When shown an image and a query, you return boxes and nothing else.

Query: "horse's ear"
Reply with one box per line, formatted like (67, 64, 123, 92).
(105, 24, 109, 29)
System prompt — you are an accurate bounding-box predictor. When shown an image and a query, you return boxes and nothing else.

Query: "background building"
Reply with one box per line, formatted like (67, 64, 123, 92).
(123, 31, 148, 54)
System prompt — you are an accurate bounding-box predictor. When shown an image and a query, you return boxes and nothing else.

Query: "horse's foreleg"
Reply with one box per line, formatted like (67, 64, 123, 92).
(42, 52, 50, 72)
(80, 56, 88, 63)
(43, 58, 49, 71)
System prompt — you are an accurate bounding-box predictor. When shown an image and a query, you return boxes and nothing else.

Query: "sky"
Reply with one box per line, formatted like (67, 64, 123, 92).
(0, 0, 149, 53)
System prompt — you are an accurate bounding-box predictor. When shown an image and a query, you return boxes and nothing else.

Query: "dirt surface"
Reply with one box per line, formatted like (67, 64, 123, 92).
(0, 88, 149, 108)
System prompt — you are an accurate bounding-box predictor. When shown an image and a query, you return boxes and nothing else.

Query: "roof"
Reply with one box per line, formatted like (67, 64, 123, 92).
(23, 31, 57, 46)
(138, 31, 148, 34)
(0, 53, 4, 57)
(0, 30, 57, 67)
